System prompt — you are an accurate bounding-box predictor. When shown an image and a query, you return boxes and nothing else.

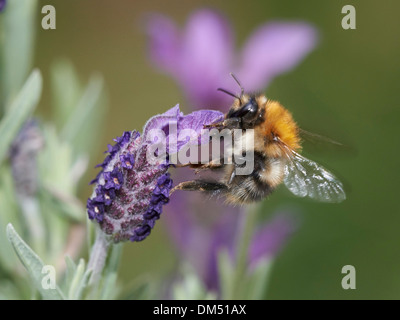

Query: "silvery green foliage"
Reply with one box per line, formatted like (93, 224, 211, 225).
(6, 224, 65, 300)
(0, 62, 109, 299)
(0, 1, 110, 299)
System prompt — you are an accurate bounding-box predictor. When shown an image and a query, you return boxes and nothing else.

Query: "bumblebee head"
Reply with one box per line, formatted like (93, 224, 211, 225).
(226, 95, 258, 120)
(218, 75, 266, 129)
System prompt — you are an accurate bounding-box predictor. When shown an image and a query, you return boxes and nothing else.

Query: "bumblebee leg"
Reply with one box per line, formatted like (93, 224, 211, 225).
(173, 161, 224, 174)
(176, 154, 229, 171)
(204, 117, 241, 130)
(170, 180, 227, 195)
(193, 159, 226, 173)
(174, 163, 198, 168)
(190, 161, 224, 170)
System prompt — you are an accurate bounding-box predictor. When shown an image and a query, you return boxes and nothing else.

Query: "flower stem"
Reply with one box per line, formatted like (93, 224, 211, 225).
(230, 203, 259, 299)
(87, 229, 110, 286)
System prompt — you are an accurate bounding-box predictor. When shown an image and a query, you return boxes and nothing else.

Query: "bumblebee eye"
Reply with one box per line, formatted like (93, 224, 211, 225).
(228, 98, 258, 119)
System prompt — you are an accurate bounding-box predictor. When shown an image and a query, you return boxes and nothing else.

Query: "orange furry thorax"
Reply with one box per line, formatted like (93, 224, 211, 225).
(262, 100, 301, 156)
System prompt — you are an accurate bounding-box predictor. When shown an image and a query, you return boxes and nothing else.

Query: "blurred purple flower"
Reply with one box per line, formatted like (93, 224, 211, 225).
(146, 9, 318, 109)
(166, 191, 297, 291)
(166, 189, 239, 289)
(248, 214, 297, 271)
(0, 0, 6, 12)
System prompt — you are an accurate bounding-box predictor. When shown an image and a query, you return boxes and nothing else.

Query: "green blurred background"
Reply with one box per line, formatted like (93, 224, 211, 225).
(34, 0, 400, 299)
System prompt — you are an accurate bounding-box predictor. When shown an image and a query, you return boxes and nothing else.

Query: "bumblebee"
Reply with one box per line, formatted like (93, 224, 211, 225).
(172, 74, 346, 205)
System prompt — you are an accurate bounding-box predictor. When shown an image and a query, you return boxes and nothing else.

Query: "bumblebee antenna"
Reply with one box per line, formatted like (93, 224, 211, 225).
(217, 73, 245, 104)
(217, 88, 242, 104)
(230, 73, 244, 97)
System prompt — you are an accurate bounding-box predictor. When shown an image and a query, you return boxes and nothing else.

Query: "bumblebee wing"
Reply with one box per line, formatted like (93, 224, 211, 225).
(283, 151, 346, 203)
(299, 128, 343, 146)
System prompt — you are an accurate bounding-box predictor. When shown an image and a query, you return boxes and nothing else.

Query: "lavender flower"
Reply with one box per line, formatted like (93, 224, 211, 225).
(87, 105, 223, 243)
(10, 119, 44, 198)
(0, 0, 6, 12)
(146, 9, 318, 108)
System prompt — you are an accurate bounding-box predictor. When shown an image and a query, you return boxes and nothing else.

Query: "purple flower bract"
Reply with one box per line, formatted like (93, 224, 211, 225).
(146, 9, 318, 109)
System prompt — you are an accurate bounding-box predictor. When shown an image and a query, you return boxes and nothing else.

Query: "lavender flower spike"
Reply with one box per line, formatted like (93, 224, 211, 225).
(87, 105, 223, 243)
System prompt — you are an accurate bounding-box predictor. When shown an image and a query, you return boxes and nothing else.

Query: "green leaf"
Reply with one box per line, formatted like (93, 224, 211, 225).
(50, 59, 82, 128)
(120, 276, 155, 300)
(38, 125, 75, 193)
(68, 258, 85, 299)
(6, 223, 65, 300)
(36, 125, 77, 262)
(67, 258, 92, 300)
(64, 255, 77, 292)
(0, 69, 42, 165)
(217, 250, 235, 300)
(0, 166, 20, 272)
(60, 74, 105, 153)
(50, 61, 107, 158)
(243, 258, 272, 299)
(1, 0, 38, 110)
(75, 268, 92, 300)
(41, 183, 85, 222)
(99, 272, 118, 300)
(172, 264, 216, 300)
(37, 189, 69, 265)
(99, 243, 122, 300)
